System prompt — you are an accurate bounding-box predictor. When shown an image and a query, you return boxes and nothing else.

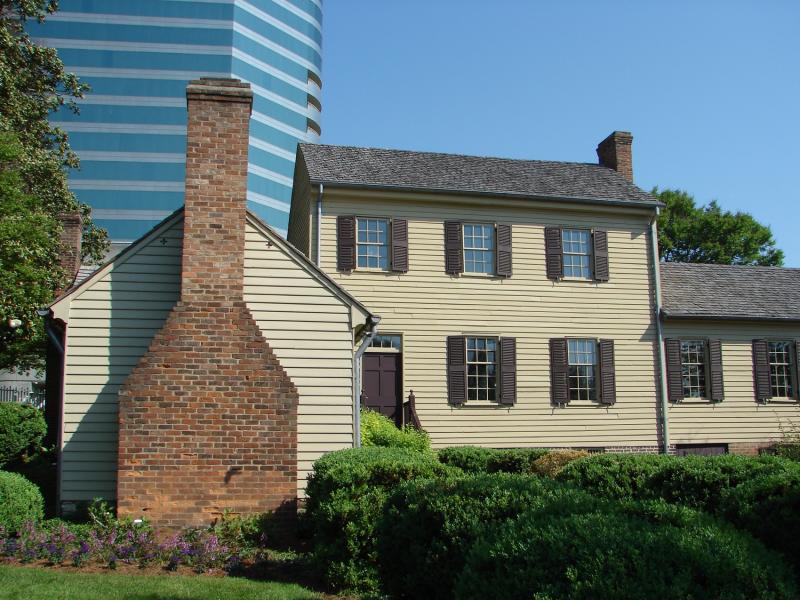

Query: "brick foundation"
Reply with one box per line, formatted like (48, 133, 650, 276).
(117, 79, 298, 528)
(728, 441, 775, 456)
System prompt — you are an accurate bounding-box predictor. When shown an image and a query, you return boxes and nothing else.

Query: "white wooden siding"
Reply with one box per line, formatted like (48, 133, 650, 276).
(61, 219, 183, 501)
(318, 190, 661, 449)
(60, 216, 360, 502)
(663, 320, 800, 444)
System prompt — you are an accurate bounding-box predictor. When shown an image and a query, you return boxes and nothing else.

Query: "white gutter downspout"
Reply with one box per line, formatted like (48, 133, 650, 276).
(650, 210, 670, 454)
(315, 183, 323, 266)
(353, 315, 380, 448)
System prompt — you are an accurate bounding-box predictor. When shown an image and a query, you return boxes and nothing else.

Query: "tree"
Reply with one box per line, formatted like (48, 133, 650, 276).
(0, 0, 109, 371)
(654, 188, 783, 266)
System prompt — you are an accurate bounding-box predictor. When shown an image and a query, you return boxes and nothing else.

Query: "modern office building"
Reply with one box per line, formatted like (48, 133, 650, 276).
(30, 0, 322, 241)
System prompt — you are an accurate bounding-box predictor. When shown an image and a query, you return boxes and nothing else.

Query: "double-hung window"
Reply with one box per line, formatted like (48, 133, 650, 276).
(680, 340, 707, 398)
(769, 341, 794, 398)
(356, 218, 389, 270)
(568, 339, 597, 401)
(463, 224, 495, 274)
(466, 337, 497, 401)
(562, 228, 592, 279)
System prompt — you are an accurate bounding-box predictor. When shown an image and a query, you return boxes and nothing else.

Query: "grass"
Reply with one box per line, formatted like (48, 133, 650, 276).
(0, 564, 323, 600)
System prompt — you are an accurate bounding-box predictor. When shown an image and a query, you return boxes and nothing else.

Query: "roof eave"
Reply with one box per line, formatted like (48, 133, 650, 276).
(661, 310, 800, 323)
(309, 180, 663, 210)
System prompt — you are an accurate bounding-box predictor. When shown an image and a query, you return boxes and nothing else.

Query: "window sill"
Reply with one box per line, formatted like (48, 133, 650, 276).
(458, 272, 502, 279)
(558, 277, 596, 283)
(455, 400, 511, 409)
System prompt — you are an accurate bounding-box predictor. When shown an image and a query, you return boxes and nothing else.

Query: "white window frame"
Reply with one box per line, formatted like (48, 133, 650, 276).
(466, 336, 498, 401)
(356, 217, 390, 270)
(768, 340, 794, 399)
(562, 228, 592, 280)
(567, 338, 598, 401)
(462, 223, 495, 275)
(680, 340, 707, 398)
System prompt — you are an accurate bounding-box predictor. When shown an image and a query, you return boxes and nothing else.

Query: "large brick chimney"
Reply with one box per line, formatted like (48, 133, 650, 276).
(596, 131, 633, 182)
(117, 78, 298, 528)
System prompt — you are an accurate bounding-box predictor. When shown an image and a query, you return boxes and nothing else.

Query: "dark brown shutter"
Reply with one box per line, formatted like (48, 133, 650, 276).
(549, 338, 569, 405)
(444, 221, 463, 275)
(336, 215, 356, 272)
(391, 218, 409, 273)
(545, 226, 563, 280)
(496, 224, 512, 277)
(499, 337, 516, 405)
(598, 339, 616, 405)
(752, 339, 771, 402)
(707, 339, 724, 401)
(592, 229, 610, 282)
(664, 338, 684, 402)
(447, 336, 467, 405)
(793, 341, 800, 400)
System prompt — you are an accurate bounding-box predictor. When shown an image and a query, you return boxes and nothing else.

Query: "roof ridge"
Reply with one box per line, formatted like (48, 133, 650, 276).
(299, 142, 605, 169)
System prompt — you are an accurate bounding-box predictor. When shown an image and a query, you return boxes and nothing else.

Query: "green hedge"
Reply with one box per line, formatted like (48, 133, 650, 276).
(0, 471, 44, 532)
(437, 446, 549, 474)
(720, 469, 800, 569)
(0, 403, 46, 468)
(454, 499, 798, 600)
(558, 453, 673, 499)
(376, 473, 597, 600)
(304, 447, 451, 593)
(360, 409, 431, 452)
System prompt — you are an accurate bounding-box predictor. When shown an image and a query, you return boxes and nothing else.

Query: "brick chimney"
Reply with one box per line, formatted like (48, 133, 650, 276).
(117, 78, 299, 528)
(596, 131, 633, 182)
(57, 211, 82, 290)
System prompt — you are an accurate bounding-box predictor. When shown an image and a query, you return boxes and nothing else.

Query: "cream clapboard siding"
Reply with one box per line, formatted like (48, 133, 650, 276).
(60, 216, 359, 502)
(61, 217, 183, 501)
(243, 220, 357, 494)
(663, 320, 800, 444)
(318, 189, 661, 449)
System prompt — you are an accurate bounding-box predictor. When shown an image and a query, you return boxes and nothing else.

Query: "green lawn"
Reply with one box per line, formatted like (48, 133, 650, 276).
(0, 565, 322, 600)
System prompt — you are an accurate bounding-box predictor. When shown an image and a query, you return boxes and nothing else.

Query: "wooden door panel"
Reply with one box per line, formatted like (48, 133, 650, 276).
(363, 353, 402, 426)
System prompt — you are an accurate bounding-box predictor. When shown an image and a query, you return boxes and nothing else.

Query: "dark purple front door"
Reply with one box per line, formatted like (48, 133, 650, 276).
(362, 353, 402, 426)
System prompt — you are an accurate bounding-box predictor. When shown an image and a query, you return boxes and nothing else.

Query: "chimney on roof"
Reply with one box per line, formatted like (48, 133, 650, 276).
(57, 211, 82, 290)
(117, 78, 298, 529)
(596, 131, 633, 182)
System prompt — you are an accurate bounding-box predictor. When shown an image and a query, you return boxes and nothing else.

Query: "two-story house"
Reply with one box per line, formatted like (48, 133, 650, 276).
(44, 78, 800, 526)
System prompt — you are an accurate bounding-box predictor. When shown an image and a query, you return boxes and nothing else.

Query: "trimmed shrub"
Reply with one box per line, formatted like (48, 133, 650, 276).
(0, 471, 44, 532)
(455, 499, 798, 600)
(531, 448, 588, 477)
(305, 447, 450, 593)
(0, 403, 46, 467)
(437, 446, 550, 475)
(437, 446, 495, 473)
(720, 469, 800, 568)
(360, 409, 431, 452)
(558, 453, 673, 500)
(486, 448, 549, 474)
(763, 443, 800, 461)
(376, 473, 598, 600)
(650, 454, 794, 512)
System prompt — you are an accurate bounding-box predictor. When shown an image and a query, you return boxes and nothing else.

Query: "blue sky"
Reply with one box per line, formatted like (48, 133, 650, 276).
(320, 1, 800, 266)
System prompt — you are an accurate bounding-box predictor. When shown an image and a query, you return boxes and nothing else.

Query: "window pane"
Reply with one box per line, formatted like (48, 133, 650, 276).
(463, 223, 495, 274)
(680, 340, 707, 398)
(567, 339, 597, 400)
(562, 228, 592, 279)
(357, 218, 390, 270)
(769, 341, 793, 398)
(466, 336, 498, 402)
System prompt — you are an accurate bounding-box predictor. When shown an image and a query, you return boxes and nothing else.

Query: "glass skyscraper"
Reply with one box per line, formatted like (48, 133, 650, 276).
(30, 0, 322, 242)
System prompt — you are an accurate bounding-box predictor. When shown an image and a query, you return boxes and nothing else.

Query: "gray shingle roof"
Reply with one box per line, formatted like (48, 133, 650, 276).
(660, 262, 800, 321)
(299, 143, 659, 206)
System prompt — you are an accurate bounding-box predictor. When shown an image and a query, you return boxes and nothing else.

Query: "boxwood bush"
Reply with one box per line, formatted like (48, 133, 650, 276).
(0, 471, 44, 532)
(304, 447, 451, 593)
(557, 453, 674, 500)
(454, 499, 798, 600)
(531, 448, 588, 477)
(437, 446, 549, 474)
(720, 469, 800, 568)
(376, 473, 598, 600)
(360, 409, 431, 452)
(0, 403, 46, 467)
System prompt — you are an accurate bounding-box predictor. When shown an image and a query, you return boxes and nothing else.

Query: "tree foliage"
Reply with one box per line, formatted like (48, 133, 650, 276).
(0, 0, 109, 371)
(654, 188, 783, 266)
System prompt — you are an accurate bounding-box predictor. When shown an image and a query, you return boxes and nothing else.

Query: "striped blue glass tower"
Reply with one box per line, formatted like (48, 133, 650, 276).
(29, 0, 322, 242)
